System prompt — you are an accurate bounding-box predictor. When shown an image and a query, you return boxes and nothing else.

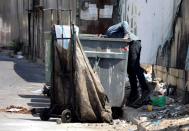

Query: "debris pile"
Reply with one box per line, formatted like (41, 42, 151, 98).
(141, 104, 189, 120)
(140, 71, 189, 120)
(112, 119, 137, 130)
(0, 105, 31, 114)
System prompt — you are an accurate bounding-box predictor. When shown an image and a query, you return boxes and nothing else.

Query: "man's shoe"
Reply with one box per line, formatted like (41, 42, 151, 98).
(126, 94, 141, 107)
(129, 103, 143, 108)
(126, 99, 143, 108)
(141, 90, 151, 100)
(137, 90, 151, 105)
(127, 90, 151, 108)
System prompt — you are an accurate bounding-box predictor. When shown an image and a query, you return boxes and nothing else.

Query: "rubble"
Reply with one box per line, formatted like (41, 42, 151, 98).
(144, 73, 152, 82)
(123, 70, 189, 130)
(142, 104, 189, 120)
(0, 105, 31, 114)
(143, 73, 188, 120)
(123, 103, 189, 131)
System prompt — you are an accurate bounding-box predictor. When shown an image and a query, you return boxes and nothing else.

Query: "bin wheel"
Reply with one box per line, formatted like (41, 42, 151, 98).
(40, 108, 50, 121)
(61, 109, 72, 123)
(111, 107, 123, 119)
(56, 118, 62, 124)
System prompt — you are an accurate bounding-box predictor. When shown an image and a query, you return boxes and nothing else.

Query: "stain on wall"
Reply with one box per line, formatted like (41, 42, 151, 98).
(122, 0, 181, 64)
(156, 0, 189, 70)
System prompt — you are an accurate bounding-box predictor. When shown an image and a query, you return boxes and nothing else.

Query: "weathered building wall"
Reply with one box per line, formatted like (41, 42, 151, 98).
(141, 0, 189, 95)
(30, 0, 77, 61)
(156, 0, 189, 70)
(122, 0, 189, 93)
(0, 0, 28, 47)
(0, 0, 77, 61)
(28, 0, 122, 61)
(1, 0, 188, 67)
(157, 0, 189, 70)
(77, 0, 122, 34)
(122, 0, 181, 64)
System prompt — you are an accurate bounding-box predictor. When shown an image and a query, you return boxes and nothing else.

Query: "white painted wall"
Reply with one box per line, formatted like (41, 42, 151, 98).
(122, 0, 181, 64)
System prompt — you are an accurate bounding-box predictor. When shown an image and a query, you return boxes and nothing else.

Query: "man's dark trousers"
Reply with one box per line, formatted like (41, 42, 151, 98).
(127, 40, 149, 101)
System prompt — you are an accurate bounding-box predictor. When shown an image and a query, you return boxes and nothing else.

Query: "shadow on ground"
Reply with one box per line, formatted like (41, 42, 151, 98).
(0, 53, 45, 83)
(19, 94, 50, 108)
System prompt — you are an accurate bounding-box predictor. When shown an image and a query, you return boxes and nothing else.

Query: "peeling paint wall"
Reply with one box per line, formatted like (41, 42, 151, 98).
(122, 0, 181, 64)
(156, 0, 189, 70)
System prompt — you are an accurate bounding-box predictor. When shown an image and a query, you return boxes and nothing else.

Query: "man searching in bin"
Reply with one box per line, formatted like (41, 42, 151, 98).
(105, 21, 150, 108)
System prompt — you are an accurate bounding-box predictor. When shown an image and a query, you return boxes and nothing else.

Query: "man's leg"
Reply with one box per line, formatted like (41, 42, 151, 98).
(127, 69, 139, 102)
(133, 41, 150, 105)
(136, 68, 149, 92)
(133, 40, 149, 93)
(127, 41, 141, 105)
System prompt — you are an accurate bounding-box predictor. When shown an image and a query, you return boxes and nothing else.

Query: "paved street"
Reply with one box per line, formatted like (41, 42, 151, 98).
(1, 51, 188, 131)
(0, 52, 137, 131)
(0, 112, 137, 131)
(0, 53, 48, 109)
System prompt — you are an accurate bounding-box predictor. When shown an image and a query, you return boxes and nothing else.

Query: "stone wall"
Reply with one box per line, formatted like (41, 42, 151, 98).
(142, 64, 188, 97)
(154, 66, 186, 91)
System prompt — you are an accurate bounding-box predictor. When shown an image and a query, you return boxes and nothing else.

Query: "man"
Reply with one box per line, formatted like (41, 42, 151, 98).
(105, 21, 150, 108)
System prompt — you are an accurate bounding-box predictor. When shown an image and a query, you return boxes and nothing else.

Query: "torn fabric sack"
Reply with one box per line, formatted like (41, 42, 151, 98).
(53, 25, 112, 123)
(75, 38, 112, 123)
